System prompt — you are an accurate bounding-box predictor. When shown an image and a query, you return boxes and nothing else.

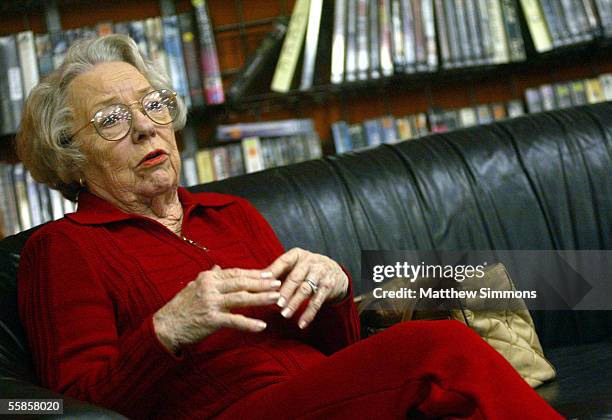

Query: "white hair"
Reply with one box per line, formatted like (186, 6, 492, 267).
(16, 34, 187, 201)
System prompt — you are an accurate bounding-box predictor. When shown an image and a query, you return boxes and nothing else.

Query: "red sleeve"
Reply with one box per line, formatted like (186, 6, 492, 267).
(234, 198, 361, 354)
(18, 229, 182, 418)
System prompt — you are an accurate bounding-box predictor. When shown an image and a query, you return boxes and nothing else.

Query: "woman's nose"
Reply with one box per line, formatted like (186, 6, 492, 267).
(131, 106, 156, 143)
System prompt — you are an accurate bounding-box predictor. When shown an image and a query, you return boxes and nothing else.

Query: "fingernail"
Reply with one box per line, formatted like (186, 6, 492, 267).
(271, 280, 282, 288)
(281, 307, 291, 318)
(277, 297, 286, 308)
(269, 292, 280, 300)
(256, 321, 267, 330)
(261, 271, 273, 278)
(299, 320, 307, 329)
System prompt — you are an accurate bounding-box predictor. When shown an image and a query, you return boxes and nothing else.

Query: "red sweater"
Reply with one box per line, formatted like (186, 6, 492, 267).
(18, 188, 360, 419)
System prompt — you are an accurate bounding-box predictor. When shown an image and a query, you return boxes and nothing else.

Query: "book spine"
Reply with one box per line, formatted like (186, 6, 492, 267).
(192, 0, 225, 103)
(488, 0, 510, 63)
(594, 0, 612, 36)
(216, 118, 314, 140)
(182, 153, 200, 186)
(35, 34, 54, 79)
(227, 143, 245, 177)
(1, 36, 24, 134)
(178, 13, 205, 108)
(129, 20, 150, 58)
(313, 0, 335, 86)
(306, 131, 323, 158)
(331, 121, 352, 153)
(380, 116, 399, 143)
(50, 31, 67, 70)
(412, 0, 427, 70)
(241, 137, 265, 173)
(113, 22, 130, 35)
(500, 0, 526, 62)
(444, 0, 462, 67)
(345, 0, 358, 82)
(580, 0, 601, 36)
(331, 0, 347, 84)
(162, 15, 192, 108)
(568, 80, 588, 105)
(17, 31, 40, 99)
(454, 0, 473, 66)
(0, 37, 14, 135)
(369, 0, 381, 78)
(584, 78, 605, 103)
(476, 104, 493, 123)
(600, 74, 612, 101)
(475, 0, 494, 64)
(363, 119, 384, 145)
(49, 188, 64, 220)
(96, 21, 114, 36)
(464, 0, 484, 65)
(506, 99, 526, 116)
(539, 84, 557, 110)
(518, 0, 553, 52)
(1, 165, 20, 235)
(391, 0, 406, 73)
(271, 0, 311, 92)
(554, 83, 572, 108)
(13, 164, 32, 232)
(25, 170, 42, 227)
(301, 0, 324, 89)
(459, 107, 478, 126)
(145, 17, 170, 78)
(491, 102, 507, 120)
(356, 0, 370, 80)
(428, 107, 448, 132)
(379, 0, 394, 76)
(538, 0, 567, 47)
(570, 0, 594, 41)
(211, 147, 231, 180)
(37, 183, 52, 224)
(348, 123, 368, 148)
(421, 0, 437, 70)
(402, 0, 417, 72)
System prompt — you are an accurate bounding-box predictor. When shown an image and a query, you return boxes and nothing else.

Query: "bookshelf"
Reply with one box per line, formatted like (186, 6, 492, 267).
(0, 0, 611, 237)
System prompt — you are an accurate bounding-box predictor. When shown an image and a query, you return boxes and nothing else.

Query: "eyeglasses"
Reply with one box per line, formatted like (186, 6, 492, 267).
(70, 89, 178, 142)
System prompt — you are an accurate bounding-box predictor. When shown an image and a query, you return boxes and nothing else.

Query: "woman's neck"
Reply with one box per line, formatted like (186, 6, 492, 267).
(87, 186, 184, 235)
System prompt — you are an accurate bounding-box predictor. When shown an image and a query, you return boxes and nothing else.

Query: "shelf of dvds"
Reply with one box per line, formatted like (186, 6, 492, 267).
(0, 0, 612, 238)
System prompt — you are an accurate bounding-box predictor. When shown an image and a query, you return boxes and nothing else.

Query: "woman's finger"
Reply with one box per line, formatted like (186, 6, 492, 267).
(297, 280, 331, 329)
(277, 262, 310, 308)
(279, 266, 322, 319)
(217, 267, 276, 280)
(265, 248, 302, 280)
(221, 290, 280, 309)
(218, 276, 282, 293)
(216, 313, 267, 332)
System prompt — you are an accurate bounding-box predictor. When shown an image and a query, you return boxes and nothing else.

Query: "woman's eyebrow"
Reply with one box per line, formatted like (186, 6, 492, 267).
(91, 87, 153, 110)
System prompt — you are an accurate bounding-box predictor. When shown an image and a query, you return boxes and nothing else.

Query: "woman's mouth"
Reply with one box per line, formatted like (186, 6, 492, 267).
(139, 149, 168, 167)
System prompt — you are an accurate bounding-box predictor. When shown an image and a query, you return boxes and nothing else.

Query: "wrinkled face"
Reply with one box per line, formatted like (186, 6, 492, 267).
(68, 61, 181, 201)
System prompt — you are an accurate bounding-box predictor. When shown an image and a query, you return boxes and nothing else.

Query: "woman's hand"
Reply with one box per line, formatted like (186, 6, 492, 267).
(266, 248, 349, 330)
(153, 266, 281, 353)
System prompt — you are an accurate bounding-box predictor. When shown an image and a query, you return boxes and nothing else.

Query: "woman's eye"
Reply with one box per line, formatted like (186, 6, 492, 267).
(145, 100, 163, 111)
(100, 114, 119, 128)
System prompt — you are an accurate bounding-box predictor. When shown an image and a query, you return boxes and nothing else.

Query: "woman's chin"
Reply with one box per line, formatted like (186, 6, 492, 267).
(137, 172, 178, 197)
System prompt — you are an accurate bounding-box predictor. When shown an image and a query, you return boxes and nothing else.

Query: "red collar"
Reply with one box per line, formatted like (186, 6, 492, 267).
(65, 187, 237, 225)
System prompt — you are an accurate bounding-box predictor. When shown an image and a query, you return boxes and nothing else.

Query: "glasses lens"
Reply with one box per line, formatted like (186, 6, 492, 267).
(142, 89, 177, 125)
(93, 105, 132, 141)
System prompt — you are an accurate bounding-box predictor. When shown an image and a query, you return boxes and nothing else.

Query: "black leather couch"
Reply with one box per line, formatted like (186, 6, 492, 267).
(1, 103, 611, 419)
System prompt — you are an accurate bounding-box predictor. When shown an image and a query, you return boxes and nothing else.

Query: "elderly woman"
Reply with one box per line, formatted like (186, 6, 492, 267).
(16, 35, 560, 420)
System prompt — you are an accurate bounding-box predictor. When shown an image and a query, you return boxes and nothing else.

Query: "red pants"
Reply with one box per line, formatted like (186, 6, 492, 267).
(218, 320, 562, 419)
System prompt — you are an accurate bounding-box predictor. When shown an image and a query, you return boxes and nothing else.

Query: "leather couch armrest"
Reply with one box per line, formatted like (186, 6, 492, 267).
(0, 378, 127, 419)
